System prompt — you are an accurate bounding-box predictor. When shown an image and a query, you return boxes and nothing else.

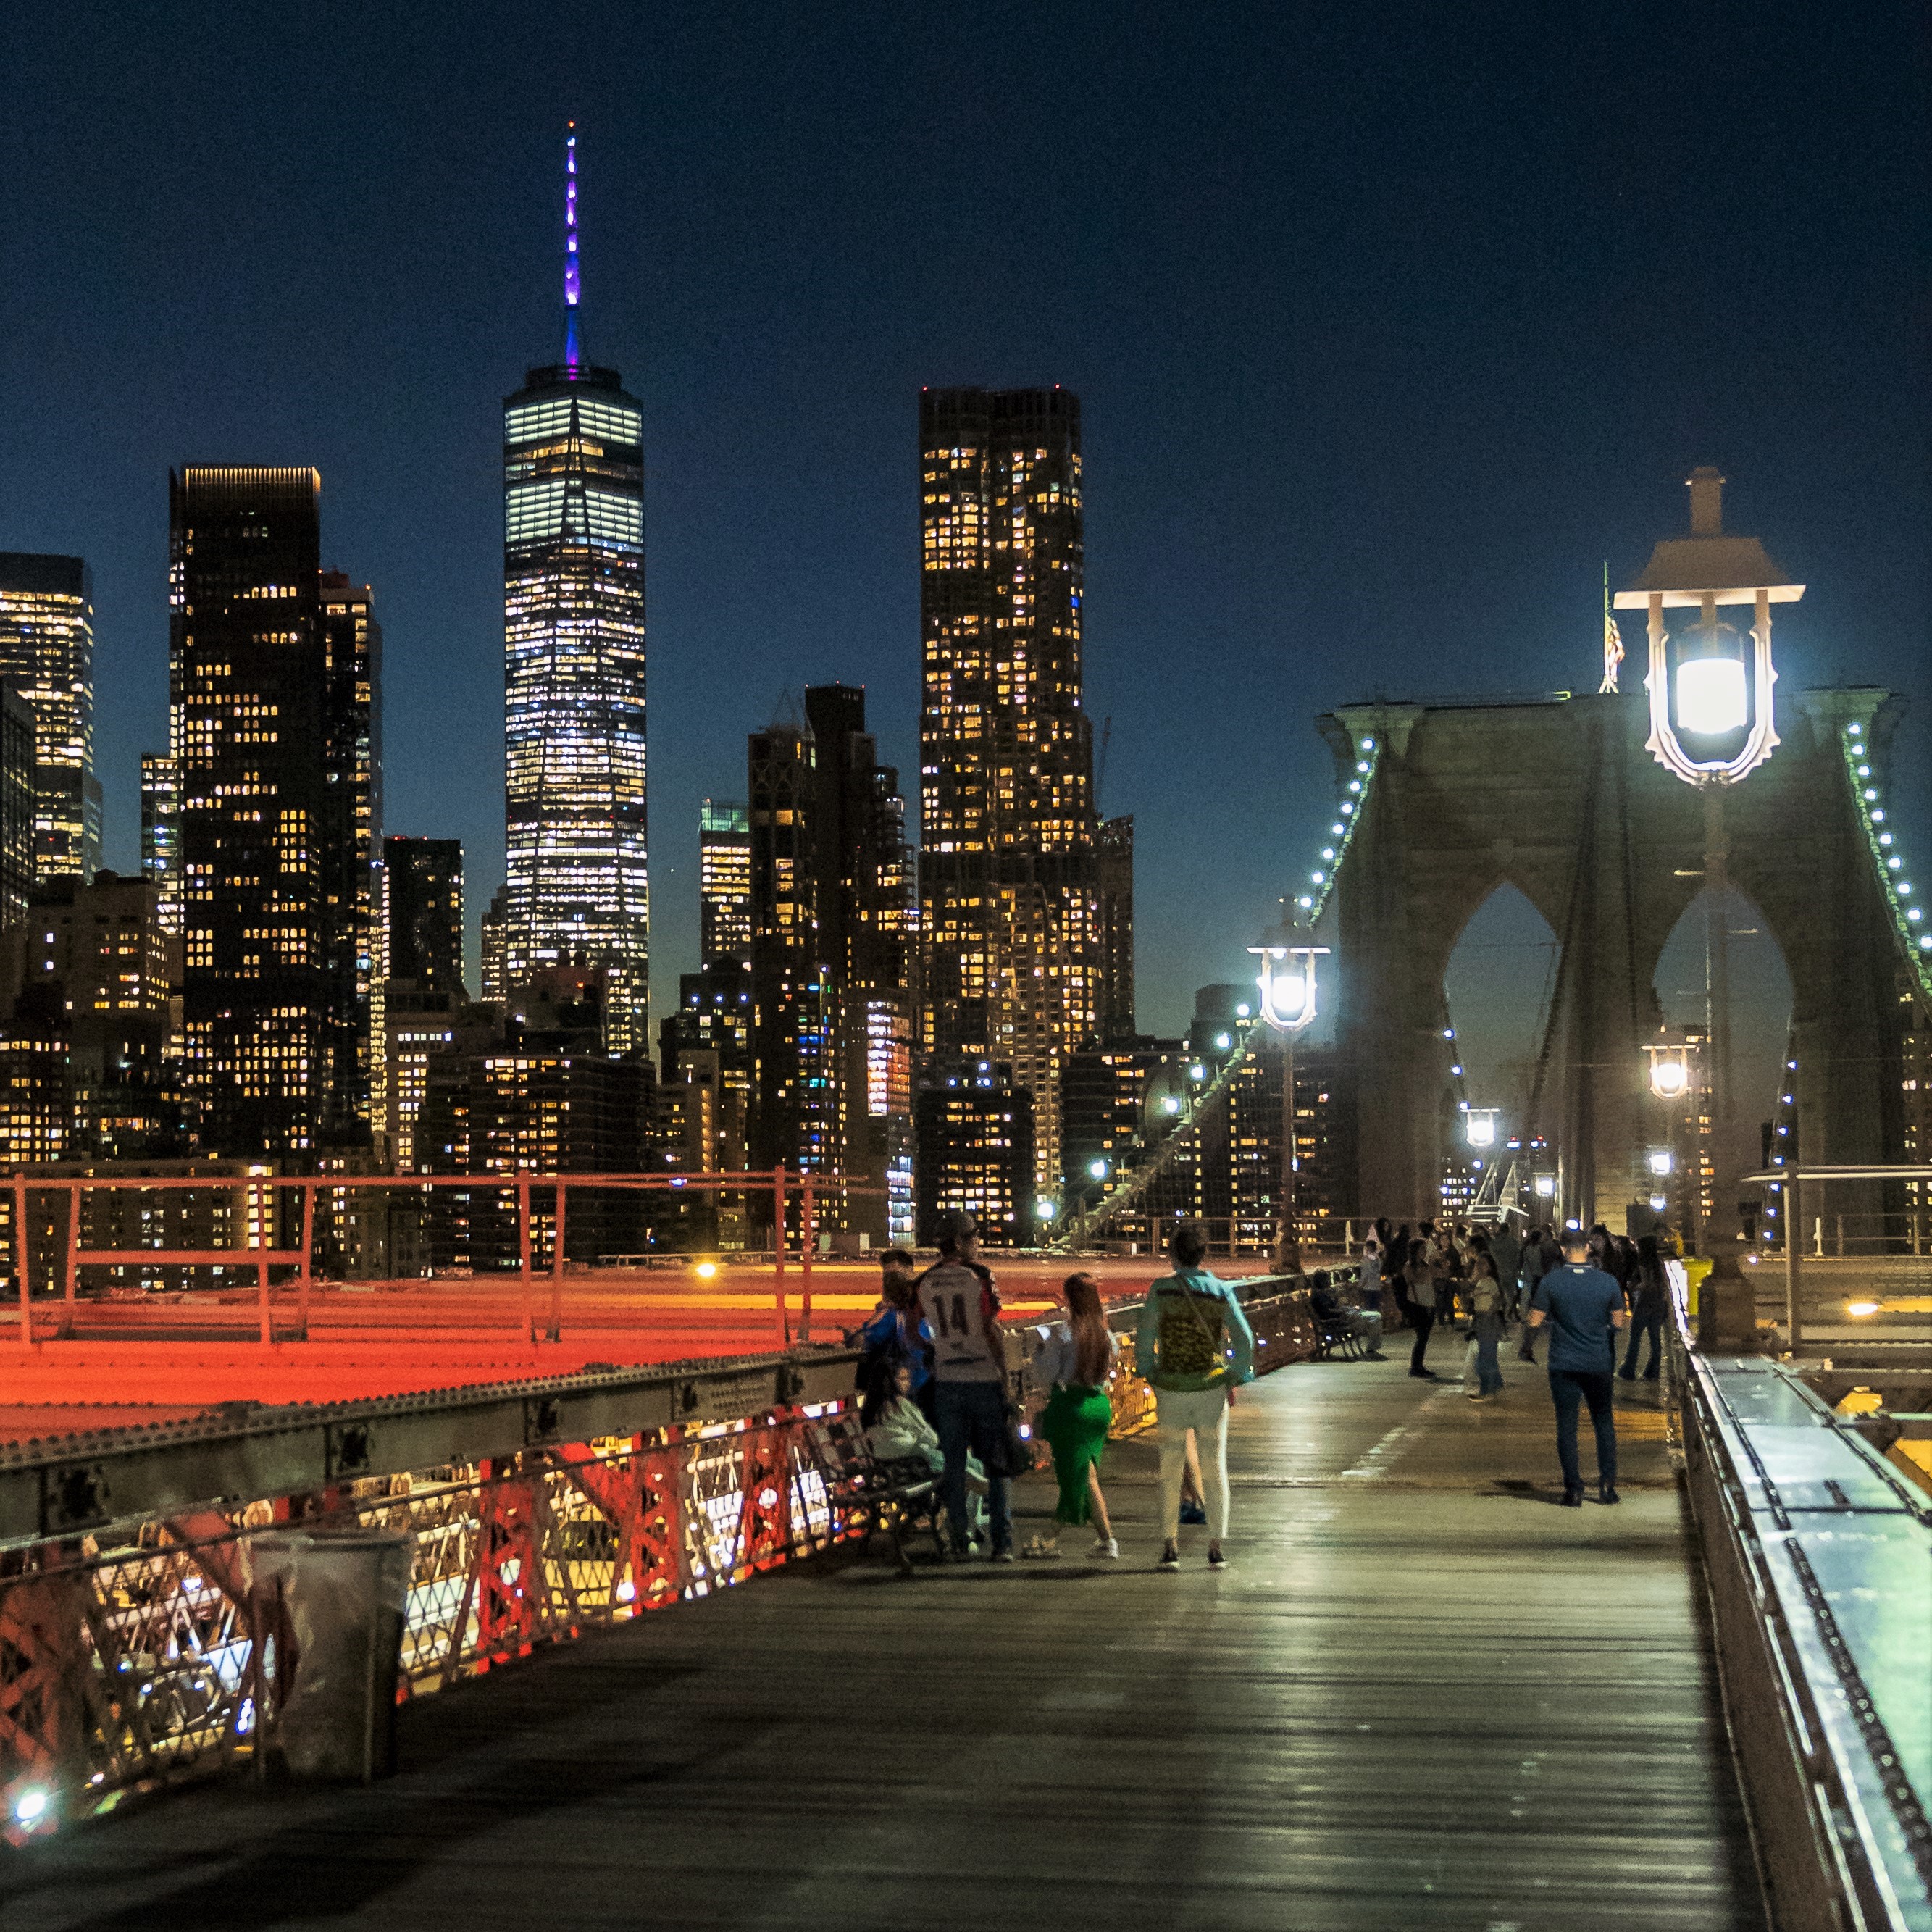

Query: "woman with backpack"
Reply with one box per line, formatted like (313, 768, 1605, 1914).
(1026, 1271, 1121, 1560)
(1134, 1222, 1257, 1570)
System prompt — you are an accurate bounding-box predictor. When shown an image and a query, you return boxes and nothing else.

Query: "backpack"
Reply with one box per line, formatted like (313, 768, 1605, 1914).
(1155, 1280, 1227, 1379)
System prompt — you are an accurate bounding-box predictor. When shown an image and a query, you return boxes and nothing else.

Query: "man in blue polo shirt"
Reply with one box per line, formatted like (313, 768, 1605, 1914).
(1529, 1226, 1628, 1506)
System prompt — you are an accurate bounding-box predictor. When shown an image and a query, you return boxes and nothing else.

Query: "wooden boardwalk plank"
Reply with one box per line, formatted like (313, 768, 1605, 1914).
(1, 1349, 1765, 1931)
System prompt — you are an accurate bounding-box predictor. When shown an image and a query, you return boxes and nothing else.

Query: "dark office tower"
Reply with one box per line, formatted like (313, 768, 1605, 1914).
(140, 753, 182, 934)
(699, 800, 752, 971)
(480, 884, 510, 1003)
(384, 837, 465, 992)
(319, 572, 382, 1138)
(170, 466, 370, 1155)
(804, 684, 916, 1244)
(918, 386, 1100, 1197)
(1097, 814, 1135, 1046)
(0, 692, 34, 926)
(0, 553, 98, 885)
(746, 713, 836, 1193)
(502, 128, 648, 1052)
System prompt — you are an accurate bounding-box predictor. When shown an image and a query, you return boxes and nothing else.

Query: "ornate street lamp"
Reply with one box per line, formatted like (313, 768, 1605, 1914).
(1616, 468, 1803, 1348)
(1645, 1042, 1691, 1100)
(1250, 942, 1329, 1034)
(1248, 936, 1330, 1267)
(1465, 1108, 1500, 1149)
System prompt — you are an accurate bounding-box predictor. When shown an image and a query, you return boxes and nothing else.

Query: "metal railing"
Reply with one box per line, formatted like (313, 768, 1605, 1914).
(0, 1401, 871, 1844)
(0, 1271, 1326, 1840)
(1670, 1276, 1932, 1931)
(4, 1168, 885, 1352)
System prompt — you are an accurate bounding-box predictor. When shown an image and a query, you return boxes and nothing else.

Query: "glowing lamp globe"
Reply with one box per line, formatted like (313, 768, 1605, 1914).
(1249, 941, 1329, 1034)
(1675, 635, 1750, 737)
(1648, 1049, 1690, 1100)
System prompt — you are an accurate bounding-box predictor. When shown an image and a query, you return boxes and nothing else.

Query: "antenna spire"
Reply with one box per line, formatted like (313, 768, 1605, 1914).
(563, 122, 582, 372)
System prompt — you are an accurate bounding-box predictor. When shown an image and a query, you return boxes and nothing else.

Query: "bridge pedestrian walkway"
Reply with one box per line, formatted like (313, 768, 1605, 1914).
(4, 1344, 1765, 1931)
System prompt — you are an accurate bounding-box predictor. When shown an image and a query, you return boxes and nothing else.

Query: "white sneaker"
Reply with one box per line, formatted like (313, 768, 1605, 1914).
(1092, 1536, 1119, 1559)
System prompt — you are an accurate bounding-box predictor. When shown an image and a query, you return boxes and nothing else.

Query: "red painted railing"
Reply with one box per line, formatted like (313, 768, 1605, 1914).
(0, 1400, 871, 1844)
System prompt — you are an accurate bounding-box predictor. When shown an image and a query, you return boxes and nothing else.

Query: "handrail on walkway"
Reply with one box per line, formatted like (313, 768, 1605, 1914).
(1669, 1274, 1932, 1931)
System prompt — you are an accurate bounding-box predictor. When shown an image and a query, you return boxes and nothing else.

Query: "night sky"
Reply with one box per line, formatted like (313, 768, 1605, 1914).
(1, 1, 1925, 1063)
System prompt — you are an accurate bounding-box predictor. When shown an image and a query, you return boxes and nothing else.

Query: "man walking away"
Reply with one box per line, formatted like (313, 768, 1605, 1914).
(916, 1211, 1014, 1560)
(1518, 1226, 1552, 1362)
(1489, 1221, 1523, 1323)
(1529, 1227, 1628, 1505)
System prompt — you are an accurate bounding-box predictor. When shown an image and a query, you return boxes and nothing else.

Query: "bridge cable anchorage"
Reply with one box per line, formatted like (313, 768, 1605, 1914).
(1047, 735, 1384, 1253)
(1840, 724, 1932, 1015)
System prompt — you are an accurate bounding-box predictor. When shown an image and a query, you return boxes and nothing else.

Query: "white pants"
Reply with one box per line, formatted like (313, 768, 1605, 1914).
(1157, 1384, 1230, 1540)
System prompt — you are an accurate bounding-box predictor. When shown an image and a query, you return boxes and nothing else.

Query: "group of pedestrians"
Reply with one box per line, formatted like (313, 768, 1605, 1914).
(848, 1204, 1660, 1560)
(1360, 1213, 1674, 1503)
(850, 1215, 1256, 1568)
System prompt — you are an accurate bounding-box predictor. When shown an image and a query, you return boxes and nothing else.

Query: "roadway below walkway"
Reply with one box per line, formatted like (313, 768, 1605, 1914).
(0, 1253, 1165, 1423)
(3, 1334, 1765, 1931)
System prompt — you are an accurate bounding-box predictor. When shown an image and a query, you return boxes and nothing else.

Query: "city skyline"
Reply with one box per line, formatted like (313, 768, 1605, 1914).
(1, 7, 1924, 1050)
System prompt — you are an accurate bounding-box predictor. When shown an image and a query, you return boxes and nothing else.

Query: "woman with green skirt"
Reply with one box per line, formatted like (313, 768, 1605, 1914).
(1026, 1272, 1120, 1559)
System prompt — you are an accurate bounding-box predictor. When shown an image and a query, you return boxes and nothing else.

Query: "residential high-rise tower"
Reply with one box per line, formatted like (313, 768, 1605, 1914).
(141, 753, 182, 934)
(0, 553, 99, 885)
(698, 800, 752, 971)
(502, 127, 648, 1051)
(918, 386, 1103, 1197)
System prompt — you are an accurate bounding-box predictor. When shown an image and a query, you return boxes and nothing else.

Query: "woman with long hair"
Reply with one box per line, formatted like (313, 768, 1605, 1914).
(1028, 1271, 1121, 1558)
(1620, 1233, 1670, 1381)
(1465, 1252, 1506, 1400)
(1405, 1237, 1439, 1379)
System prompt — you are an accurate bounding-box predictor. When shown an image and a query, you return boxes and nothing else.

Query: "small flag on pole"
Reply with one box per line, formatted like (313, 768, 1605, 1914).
(1599, 560, 1624, 694)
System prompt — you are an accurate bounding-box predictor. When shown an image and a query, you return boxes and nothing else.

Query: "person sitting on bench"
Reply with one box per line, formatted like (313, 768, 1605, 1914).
(1311, 1272, 1385, 1359)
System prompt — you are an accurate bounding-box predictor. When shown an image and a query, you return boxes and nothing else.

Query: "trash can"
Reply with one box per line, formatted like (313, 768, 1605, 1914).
(250, 1526, 413, 1782)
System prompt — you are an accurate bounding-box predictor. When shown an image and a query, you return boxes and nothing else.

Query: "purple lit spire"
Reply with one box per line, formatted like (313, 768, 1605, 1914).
(563, 124, 582, 372)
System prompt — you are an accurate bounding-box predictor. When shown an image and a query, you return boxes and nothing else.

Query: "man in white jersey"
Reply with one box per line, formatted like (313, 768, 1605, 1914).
(915, 1210, 1013, 1561)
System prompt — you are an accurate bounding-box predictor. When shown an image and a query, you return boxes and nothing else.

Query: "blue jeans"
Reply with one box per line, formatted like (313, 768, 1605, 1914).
(1476, 1329, 1503, 1394)
(933, 1380, 1012, 1552)
(1549, 1368, 1617, 1492)
(1621, 1302, 1664, 1378)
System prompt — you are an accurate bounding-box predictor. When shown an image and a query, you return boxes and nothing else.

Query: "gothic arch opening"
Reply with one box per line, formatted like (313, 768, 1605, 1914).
(1443, 883, 1563, 1136)
(1651, 883, 1795, 1210)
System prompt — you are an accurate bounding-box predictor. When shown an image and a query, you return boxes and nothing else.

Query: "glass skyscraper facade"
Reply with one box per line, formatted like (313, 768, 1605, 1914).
(501, 130, 648, 1053)
(0, 551, 99, 885)
(918, 385, 1103, 1197)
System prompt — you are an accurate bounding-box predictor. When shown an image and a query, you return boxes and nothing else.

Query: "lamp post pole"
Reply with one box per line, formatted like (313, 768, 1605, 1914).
(1281, 1031, 1297, 1260)
(1702, 782, 1733, 1250)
